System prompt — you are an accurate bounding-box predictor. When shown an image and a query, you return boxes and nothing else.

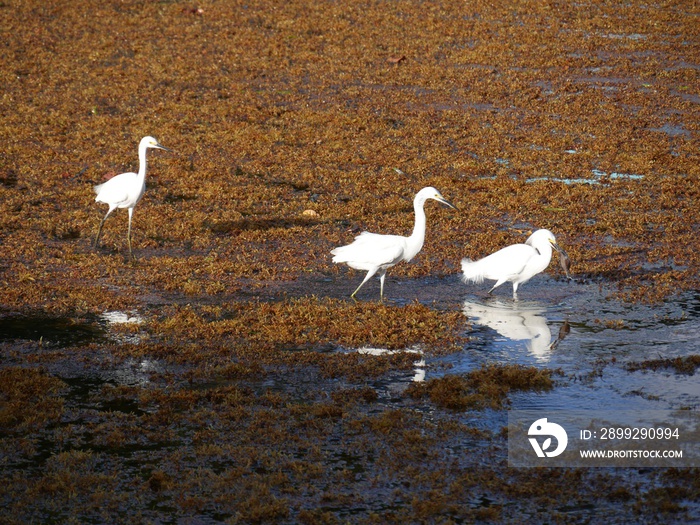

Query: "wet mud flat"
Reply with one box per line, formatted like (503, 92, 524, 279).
(1, 0, 699, 523)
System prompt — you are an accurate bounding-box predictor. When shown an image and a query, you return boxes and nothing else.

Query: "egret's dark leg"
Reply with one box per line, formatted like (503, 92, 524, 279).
(94, 209, 114, 249)
(127, 208, 134, 259)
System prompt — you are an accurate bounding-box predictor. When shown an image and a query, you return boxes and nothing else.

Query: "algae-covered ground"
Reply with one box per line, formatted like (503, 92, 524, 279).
(1, 0, 698, 523)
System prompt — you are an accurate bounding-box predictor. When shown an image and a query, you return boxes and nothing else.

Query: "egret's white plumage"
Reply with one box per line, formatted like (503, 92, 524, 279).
(461, 229, 566, 296)
(93, 136, 170, 258)
(332, 187, 457, 299)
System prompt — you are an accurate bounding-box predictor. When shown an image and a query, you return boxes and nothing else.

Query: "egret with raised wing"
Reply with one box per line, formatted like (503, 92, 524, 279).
(331, 187, 457, 299)
(93, 136, 170, 258)
(461, 229, 569, 297)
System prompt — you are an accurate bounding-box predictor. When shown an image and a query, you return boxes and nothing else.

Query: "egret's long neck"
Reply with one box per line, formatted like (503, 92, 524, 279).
(137, 145, 148, 182)
(539, 242, 553, 262)
(406, 198, 427, 260)
(540, 243, 552, 268)
(533, 242, 553, 273)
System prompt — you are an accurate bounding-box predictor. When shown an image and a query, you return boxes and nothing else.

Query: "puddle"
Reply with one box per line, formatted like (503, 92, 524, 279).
(423, 279, 700, 416)
(357, 346, 426, 382)
(0, 314, 105, 347)
(321, 272, 699, 421)
(100, 310, 145, 344)
(2, 277, 698, 523)
(0, 310, 146, 348)
(601, 33, 647, 41)
(648, 122, 692, 138)
(527, 169, 644, 185)
(9, 280, 694, 420)
(309, 271, 684, 413)
(100, 311, 144, 325)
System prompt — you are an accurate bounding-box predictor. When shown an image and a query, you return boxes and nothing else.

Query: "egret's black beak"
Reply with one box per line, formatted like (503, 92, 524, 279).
(438, 196, 458, 211)
(550, 240, 565, 254)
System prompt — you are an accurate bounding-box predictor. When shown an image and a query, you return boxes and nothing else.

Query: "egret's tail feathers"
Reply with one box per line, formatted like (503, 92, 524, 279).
(93, 183, 104, 195)
(331, 245, 352, 263)
(331, 233, 374, 263)
(461, 258, 486, 284)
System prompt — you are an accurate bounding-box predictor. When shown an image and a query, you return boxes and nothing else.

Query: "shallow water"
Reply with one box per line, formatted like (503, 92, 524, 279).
(350, 273, 700, 415)
(0, 314, 105, 347)
(526, 168, 645, 185)
(0, 309, 144, 347)
(460, 281, 699, 412)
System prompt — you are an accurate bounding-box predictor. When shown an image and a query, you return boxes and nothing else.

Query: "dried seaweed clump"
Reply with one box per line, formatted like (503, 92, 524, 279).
(0, 367, 66, 433)
(407, 364, 557, 410)
(625, 355, 700, 376)
(155, 298, 466, 354)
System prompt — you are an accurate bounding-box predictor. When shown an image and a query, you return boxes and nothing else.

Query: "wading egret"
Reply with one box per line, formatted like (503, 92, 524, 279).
(93, 136, 170, 258)
(461, 229, 568, 297)
(331, 187, 457, 299)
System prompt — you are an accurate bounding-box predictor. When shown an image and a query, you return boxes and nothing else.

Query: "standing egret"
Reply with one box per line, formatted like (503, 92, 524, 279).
(331, 187, 457, 300)
(461, 229, 568, 297)
(93, 136, 170, 258)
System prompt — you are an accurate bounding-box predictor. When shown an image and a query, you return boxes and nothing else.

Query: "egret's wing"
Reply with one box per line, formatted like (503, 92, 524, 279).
(462, 243, 536, 283)
(368, 236, 406, 267)
(479, 244, 536, 279)
(332, 232, 406, 270)
(94, 172, 137, 205)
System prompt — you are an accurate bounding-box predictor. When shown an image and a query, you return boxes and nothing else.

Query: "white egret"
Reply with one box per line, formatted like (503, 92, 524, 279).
(461, 229, 568, 296)
(93, 136, 170, 258)
(331, 187, 457, 299)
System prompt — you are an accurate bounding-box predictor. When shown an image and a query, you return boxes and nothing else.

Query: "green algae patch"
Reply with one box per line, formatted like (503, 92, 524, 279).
(407, 364, 557, 410)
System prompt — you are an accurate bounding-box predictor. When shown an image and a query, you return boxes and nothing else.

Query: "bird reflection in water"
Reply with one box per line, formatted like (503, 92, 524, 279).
(463, 298, 570, 360)
(357, 347, 425, 382)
